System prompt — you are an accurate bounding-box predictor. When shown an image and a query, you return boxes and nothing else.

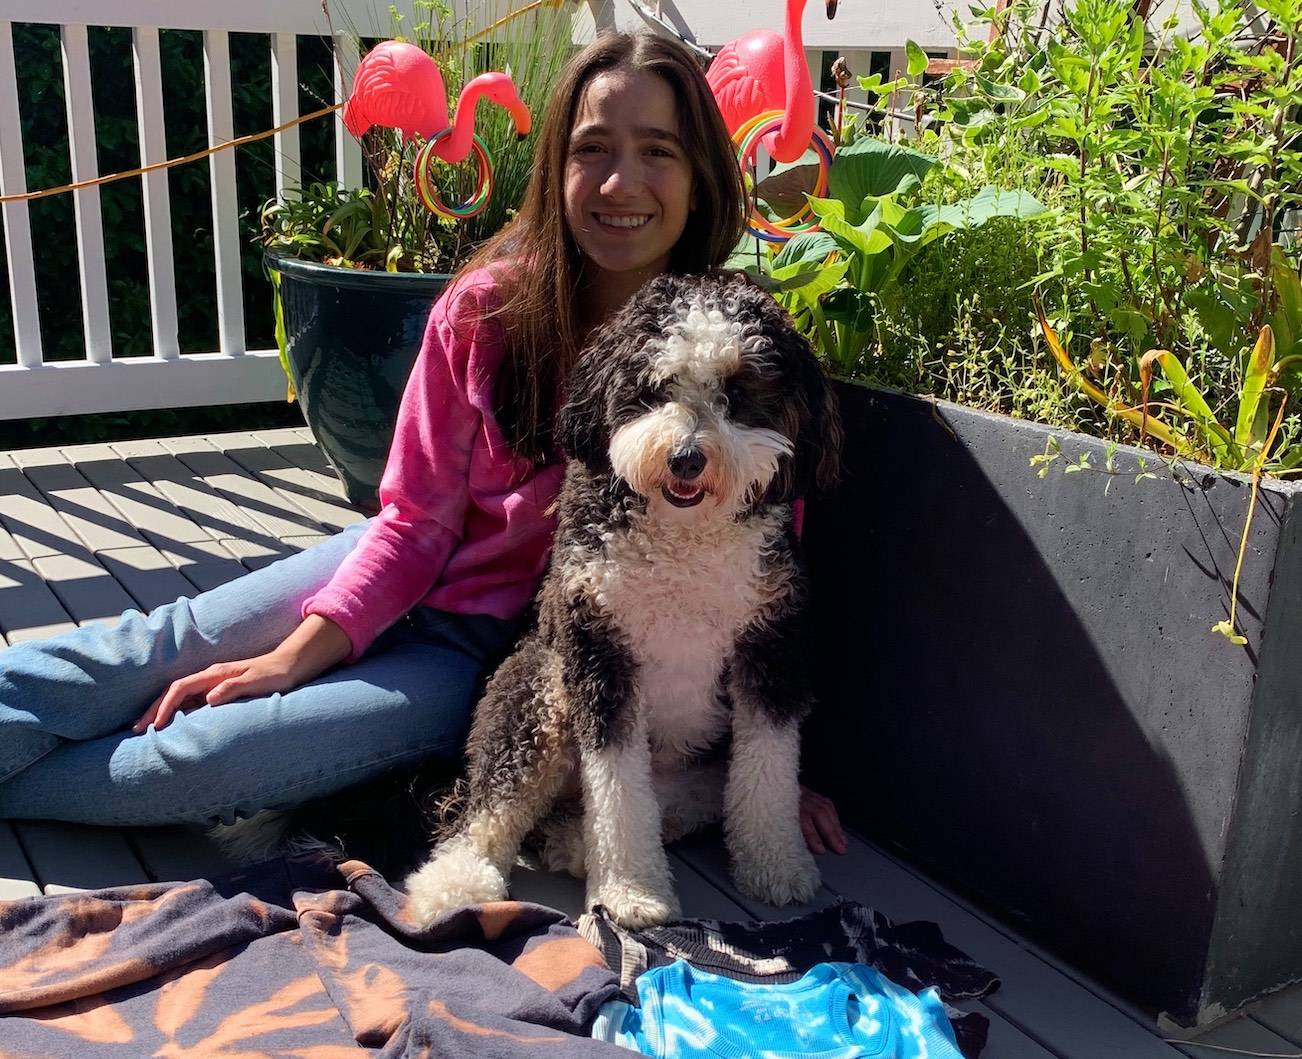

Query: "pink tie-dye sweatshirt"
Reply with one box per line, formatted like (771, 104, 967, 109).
(302, 268, 565, 661)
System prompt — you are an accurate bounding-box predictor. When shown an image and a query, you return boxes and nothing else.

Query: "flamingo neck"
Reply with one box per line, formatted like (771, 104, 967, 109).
(772, 0, 816, 162)
(435, 85, 487, 165)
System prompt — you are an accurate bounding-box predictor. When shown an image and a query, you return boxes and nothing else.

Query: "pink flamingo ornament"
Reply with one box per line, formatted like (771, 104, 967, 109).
(707, 0, 841, 164)
(342, 40, 531, 163)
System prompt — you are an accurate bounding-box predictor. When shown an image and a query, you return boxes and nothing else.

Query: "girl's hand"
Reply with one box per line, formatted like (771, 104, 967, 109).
(133, 614, 352, 733)
(799, 785, 848, 856)
(133, 652, 301, 733)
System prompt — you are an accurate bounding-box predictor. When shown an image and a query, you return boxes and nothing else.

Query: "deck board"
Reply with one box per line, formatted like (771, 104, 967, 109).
(98, 545, 201, 611)
(158, 437, 330, 540)
(0, 821, 39, 899)
(127, 825, 241, 884)
(31, 550, 139, 627)
(0, 452, 89, 560)
(65, 442, 220, 548)
(1170, 1014, 1302, 1057)
(111, 439, 282, 546)
(0, 429, 1288, 1055)
(9, 447, 147, 553)
(0, 556, 78, 643)
(1249, 985, 1302, 1045)
(206, 430, 364, 532)
(13, 821, 149, 895)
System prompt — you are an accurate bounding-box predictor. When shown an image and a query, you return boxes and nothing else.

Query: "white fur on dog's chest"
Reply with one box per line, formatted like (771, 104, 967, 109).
(571, 512, 785, 757)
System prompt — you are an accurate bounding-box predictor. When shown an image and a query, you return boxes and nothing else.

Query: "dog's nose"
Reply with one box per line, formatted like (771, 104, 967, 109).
(668, 448, 706, 481)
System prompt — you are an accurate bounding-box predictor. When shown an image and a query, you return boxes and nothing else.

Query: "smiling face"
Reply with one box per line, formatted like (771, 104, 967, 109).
(563, 69, 695, 313)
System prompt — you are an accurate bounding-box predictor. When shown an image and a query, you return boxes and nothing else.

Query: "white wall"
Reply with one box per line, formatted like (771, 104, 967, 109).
(592, 0, 964, 50)
(588, 0, 1206, 55)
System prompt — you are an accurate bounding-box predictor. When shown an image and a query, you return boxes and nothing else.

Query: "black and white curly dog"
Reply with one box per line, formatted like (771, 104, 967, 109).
(405, 270, 842, 929)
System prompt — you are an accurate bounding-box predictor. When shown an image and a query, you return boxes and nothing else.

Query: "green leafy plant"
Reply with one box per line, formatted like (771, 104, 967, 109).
(747, 137, 1047, 376)
(912, 0, 1302, 454)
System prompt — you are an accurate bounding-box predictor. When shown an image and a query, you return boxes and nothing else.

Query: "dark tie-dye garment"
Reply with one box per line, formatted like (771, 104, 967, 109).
(577, 901, 1000, 1058)
(0, 856, 624, 1058)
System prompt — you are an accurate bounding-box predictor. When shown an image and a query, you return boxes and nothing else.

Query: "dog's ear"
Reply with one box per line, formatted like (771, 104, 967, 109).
(797, 342, 843, 495)
(555, 341, 616, 469)
(773, 323, 844, 501)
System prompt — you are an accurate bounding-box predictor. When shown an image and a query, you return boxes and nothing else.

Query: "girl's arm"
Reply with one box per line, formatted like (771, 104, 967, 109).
(137, 274, 498, 730)
(135, 613, 352, 731)
(301, 276, 494, 660)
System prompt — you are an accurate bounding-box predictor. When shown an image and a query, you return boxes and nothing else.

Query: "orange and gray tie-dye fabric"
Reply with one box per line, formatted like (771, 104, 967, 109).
(0, 857, 624, 1057)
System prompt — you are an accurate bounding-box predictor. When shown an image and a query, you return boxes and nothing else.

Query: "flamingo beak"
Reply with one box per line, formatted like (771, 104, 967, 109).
(826, 0, 838, 15)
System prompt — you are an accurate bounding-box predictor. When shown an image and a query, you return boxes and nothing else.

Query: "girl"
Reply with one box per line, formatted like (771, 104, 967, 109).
(0, 31, 846, 855)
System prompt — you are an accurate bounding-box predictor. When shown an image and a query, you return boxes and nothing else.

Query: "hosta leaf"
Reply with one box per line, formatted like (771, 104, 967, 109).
(724, 234, 768, 271)
(754, 157, 822, 217)
(821, 286, 876, 331)
(826, 138, 936, 214)
(772, 231, 839, 269)
(916, 187, 1048, 236)
(768, 258, 850, 306)
(808, 197, 894, 258)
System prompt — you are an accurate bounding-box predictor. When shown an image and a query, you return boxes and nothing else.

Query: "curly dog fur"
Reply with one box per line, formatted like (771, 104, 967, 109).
(405, 270, 842, 928)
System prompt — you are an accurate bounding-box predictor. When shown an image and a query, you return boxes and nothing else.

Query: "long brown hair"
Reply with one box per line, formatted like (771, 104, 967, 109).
(456, 31, 747, 463)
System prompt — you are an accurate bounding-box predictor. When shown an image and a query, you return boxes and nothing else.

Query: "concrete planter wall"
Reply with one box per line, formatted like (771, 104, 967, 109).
(803, 381, 1302, 1026)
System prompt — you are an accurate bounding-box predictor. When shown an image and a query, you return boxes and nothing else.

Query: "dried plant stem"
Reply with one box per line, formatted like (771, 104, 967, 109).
(1221, 394, 1289, 643)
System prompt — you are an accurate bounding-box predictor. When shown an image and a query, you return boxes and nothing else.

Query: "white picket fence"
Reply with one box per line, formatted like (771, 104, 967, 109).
(0, 0, 964, 421)
(0, 1, 404, 418)
(0, 0, 586, 420)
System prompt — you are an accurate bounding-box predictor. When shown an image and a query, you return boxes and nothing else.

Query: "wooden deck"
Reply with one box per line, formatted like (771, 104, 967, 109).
(0, 429, 1299, 1058)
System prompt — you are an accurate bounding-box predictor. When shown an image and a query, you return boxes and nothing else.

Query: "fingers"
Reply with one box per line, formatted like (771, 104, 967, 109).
(799, 786, 849, 856)
(808, 798, 847, 854)
(133, 664, 234, 733)
(206, 676, 252, 706)
(132, 690, 167, 734)
(801, 810, 828, 855)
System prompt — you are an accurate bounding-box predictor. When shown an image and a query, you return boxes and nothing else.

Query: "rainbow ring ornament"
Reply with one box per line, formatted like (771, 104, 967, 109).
(733, 109, 835, 244)
(414, 129, 494, 221)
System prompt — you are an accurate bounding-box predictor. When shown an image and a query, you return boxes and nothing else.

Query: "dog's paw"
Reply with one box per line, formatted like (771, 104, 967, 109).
(732, 845, 821, 907)
(403, 846, 508, 928)
(589, 881, 680, 929)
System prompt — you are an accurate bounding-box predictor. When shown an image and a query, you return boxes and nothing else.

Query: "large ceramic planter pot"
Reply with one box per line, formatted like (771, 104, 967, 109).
(268, 253, 452, 512)
(803, 381, 1302, 1026)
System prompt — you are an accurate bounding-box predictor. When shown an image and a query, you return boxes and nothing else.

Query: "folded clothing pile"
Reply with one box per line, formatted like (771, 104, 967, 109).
(0, 857, 997, 1058)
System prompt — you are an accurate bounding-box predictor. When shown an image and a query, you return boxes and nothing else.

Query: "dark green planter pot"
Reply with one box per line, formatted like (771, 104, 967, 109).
(268, 253, 452, 513)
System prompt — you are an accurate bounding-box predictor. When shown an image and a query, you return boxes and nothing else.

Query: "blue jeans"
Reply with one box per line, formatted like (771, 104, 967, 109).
(0, 521, 518, 827)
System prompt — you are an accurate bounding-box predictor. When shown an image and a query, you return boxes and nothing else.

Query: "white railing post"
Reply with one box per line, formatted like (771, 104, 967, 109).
(270, 33, 301, 195)
(0, 20, 42, 368)
(203, 28, 245, 357)
(61, 23, 113, 365)
(132, 26, 180, 360)
(333, 33, 364, 189)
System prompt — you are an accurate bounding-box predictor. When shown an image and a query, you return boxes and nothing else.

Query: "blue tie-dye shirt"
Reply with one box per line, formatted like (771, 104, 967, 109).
(590, 960, 965, 1058)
